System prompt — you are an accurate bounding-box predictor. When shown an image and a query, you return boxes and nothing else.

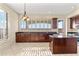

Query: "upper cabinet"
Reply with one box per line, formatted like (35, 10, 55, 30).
(75, 17, 79, 24)
(70, 17, 75, 29)
(52, 18, 57, 29)
(70, 15, 79, 29)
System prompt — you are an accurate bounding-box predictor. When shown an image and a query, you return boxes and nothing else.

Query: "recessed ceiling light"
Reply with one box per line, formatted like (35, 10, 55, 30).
(71, 6, 74, 9)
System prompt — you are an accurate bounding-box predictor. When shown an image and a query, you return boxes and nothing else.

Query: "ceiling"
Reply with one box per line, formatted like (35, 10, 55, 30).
(5, 3, 79, 16)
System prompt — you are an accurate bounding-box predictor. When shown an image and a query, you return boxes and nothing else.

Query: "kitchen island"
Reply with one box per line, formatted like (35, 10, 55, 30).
(49, 36, 77, 54)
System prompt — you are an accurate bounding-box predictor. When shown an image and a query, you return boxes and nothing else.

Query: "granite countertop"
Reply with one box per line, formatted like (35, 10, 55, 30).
(49, 35, 78, 38)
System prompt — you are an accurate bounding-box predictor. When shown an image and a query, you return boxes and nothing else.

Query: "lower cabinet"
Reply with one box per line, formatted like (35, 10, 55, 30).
(16, 32, 51, 42)
(30, 33, 38, 42)
(16, 32, 31, 42)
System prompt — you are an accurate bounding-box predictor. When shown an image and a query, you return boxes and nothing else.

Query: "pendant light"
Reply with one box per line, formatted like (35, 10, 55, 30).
(22, 3, 29, 21)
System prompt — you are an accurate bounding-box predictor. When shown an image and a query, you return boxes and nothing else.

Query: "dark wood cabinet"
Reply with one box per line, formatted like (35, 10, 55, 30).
(75, 15, 79, 24)
(30, 33, 37, 42)
(70, 15, 79, 29)
(16, 32, 51, 42)
(70, 18, 74, 29)
(16, 32, 31, 42)
(49, 37, 77, 54)
(52, 18, 57, 29)
(66, 38, 77, 53)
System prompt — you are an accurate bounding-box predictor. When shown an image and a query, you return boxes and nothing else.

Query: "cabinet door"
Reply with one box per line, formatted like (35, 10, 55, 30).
(16, 33, 25, 42)
(75, 16, 79, 24)
(24, 33, 31, 41)
(19, 33, 27, 42)
(53, 38, 66, 54)
(16, 33, 31, 42)
(39, 34, 45, 41)
(44, 34, 50, 42)
(16, 33, 21, 42)
(52, 18, 57, 29)
(66, 38, 77, 53)
(70, 18, 74, 29)
(31, 33, 38, 42)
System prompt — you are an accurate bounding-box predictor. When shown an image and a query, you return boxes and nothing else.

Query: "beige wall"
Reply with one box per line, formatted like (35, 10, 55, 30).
(0, 3, 19, 49)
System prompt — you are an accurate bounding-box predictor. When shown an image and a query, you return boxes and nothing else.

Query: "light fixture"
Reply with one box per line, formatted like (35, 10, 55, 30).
(22, 3, 29, 21)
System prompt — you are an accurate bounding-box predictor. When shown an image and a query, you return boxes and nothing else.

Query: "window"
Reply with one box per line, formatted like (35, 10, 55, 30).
(0, 9, 8, 39)
(28, 20, 51, 29)
(58, 20, 63, 29)
(19, 20, 51, 30)
(57, 20, 64, 36)
(19, 20, 27, 29)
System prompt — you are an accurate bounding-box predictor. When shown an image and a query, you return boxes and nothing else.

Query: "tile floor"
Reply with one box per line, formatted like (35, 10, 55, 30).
(0, 43, 79, 56)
